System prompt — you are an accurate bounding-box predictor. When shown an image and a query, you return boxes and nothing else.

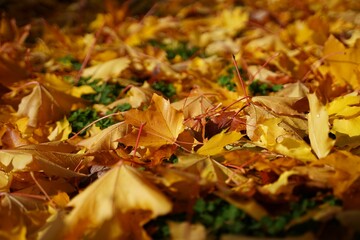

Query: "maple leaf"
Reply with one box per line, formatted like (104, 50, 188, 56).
(107, 82, 154, 109)
(332, 117, 360, 138)
(197, 130, 244, 156)
(0, 193, 50, 239)
(0, 143, 91, 178)
(77, 122, 127, 152)
(59, 164, 172, 239)
(17, 84, 84, 127)
(171, 91, 214, 119)
(323, 35, 360, 89)
(327, 93, 360, 118)
(248, 107, 316, 162)
(311, 151, 360, 208)
(118, 93, 184, 147)
(82, 57, 130, 81)
(307, 93, 334, 159)
(175, 154, 247, 186)
(252, 96, 306, 116)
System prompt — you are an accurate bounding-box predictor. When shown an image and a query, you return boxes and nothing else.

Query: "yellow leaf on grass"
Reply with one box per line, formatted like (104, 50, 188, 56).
(82, 57, 130, 81)
(307, 93, 334, 159)
(70, 85, 96, 98)
(333, 116, 360, 137)
(63, 164, 172, 239)
(118, 93, 184, 147)
(197, 131, 243, 156)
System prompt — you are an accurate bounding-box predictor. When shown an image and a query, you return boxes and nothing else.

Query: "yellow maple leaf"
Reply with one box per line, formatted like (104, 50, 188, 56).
(312, 151, 360, 204)
(69, 85, 96, 98)
(255, 118, 316, 161)
(77, 122, 127, 152)
(118, 93, 184, 147)
(82, 57, 130, 81)
(333, 116, 360, 137)
(327, 93, 360, 118)
(323, 35, 360, 89)
(307, 93, 334, 159)
(197, 131, 243, 156)
(63, 164, 172, 239)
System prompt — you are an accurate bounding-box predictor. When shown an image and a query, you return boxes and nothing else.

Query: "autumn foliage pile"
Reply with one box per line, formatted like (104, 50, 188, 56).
(1, 0, 360, 239)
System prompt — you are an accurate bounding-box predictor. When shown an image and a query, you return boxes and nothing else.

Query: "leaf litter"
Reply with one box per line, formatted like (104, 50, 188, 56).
(1, 0, 360, 239)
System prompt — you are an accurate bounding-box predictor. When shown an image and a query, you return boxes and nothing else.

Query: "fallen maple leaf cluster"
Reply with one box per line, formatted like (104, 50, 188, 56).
(1, 0, 360, 239)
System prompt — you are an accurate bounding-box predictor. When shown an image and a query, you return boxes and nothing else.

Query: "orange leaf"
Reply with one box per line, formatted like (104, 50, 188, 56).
(17, 84, 85, 127)
(118, 93, 184, 147)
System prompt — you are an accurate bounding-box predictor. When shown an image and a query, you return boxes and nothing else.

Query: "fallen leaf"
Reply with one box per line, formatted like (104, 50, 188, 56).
(77, 122, 127, 152)
(82, 57, 130, 81)
(175, 154, 247, 185)
(118, 93, 184, 147)
(253, 117, 316, 161)
(307, 93, 334, 159)
(332, 116, 360, 137)
(323, 35, 360, 89)
(312, 151, 360, 205)
(17, 84, 83, 127)
(168, 221, 206, 240)
(197, 130, 244, 156)
(0, 146, 91, 178)
(252, 96, 306, 116)
(63, 164, 172, 239)
(47, 117, 72, 141)
(327, 93, 360, 118)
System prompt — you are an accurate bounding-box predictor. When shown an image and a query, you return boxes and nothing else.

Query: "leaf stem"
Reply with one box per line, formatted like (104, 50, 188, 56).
(133, 122, 147, 157)
(232, 55, 249, 105)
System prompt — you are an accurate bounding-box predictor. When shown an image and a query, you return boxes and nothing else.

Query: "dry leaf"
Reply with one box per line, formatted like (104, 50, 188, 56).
(17, 84, 83, 127)
(77, 122, 127, 152)
(307, 93, 334, 159)
(323, 35, 360, 89)
(197, 130, 244, 156)
(118, 93, 184, 147)
(62, 164, 172, 239)
(82, 57, 130, 81)
(0, 146, 91, 178)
